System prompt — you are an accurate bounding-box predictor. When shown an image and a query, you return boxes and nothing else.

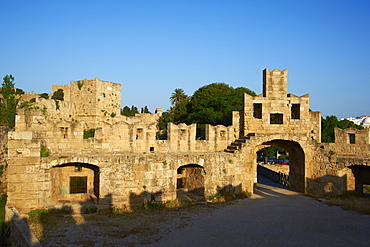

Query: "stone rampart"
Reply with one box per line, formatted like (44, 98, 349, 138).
(5, 70, 370, 214)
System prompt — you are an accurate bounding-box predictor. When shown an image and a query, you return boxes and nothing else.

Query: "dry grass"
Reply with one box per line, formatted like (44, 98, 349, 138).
(28, 199, 230, 246)
(327, 194, 370, 214)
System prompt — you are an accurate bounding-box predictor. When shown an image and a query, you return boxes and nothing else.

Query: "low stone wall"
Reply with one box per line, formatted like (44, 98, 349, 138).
(259, 164, 289, 175)
(258, 165, 280, 183)
(5, 206, 42, 247)
(258, 165, 290, 187)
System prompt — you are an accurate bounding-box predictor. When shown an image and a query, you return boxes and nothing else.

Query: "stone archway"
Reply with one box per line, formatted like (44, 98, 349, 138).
(176, 164, 205, 196)
(50, 162, 100, 204)
(255, 139, 305, 192)
(349, 165, 370, 195)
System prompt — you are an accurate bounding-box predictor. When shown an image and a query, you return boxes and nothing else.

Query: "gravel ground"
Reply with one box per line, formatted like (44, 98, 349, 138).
(29, 176, 370, 247)
(30, 199, 232, 246)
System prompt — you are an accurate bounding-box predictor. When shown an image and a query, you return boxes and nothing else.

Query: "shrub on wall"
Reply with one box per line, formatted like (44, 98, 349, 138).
(51, 89, 64, 101)
(83, 129, 95, 139)
(40, 145, 49, 157)
(38, 93, 49, 99)
(77, 81, 84, 90)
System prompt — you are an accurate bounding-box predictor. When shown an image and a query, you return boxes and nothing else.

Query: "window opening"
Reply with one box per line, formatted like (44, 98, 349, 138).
(270, 113, 283, 124)
(149, 147, 154, 152)
(291, 104, 300, 119)
(70, 176, 87, 194)
(136, 128, 143, 140)
(349, 133, 356, 144)
(180, 129, 186, 140)
(253, 103, 262, 119)
(61, 127, 68, 139)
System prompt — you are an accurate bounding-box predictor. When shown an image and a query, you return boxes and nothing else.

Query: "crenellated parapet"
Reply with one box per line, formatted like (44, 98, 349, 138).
(5, 69, 370, 214)
(241, 68, 321, 142)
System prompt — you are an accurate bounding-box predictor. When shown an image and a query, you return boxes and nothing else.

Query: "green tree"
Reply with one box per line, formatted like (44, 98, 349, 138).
(170, 88, 188, 106)
(0, 75, 19, 128)
(187, 83, 256, 126)
(321, 116, 364, 143)
(172, 97, 190, 124)
(156, 111, 172, 140)
(180, 83, 256, 139)
(121, 105, 139, 116)
(141, 106, 150, 113)
(321, 116, 339, 143)
(168, 83, 256, 139)
(257, 146, 287, 158)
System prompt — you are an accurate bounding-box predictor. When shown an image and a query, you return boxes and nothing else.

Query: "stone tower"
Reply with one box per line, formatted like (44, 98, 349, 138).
(263, 68, 288, 99)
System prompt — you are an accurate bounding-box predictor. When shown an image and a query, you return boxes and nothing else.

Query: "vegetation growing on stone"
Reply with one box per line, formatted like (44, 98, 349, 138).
(51, 89, 64, 101)
(83, 129, 95, 139)
(77, 80, 84, 90)
(54, 100, 60, 110)
(40, 145, 49, 157)
(38, 93, 49, 99)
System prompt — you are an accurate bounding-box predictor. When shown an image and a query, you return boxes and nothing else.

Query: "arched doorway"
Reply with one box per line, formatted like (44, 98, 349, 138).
(255, 139, 305, 192)
(349, 165, 370, 195)
(51, 163, 100, 204)
(177, 164, 205, 196)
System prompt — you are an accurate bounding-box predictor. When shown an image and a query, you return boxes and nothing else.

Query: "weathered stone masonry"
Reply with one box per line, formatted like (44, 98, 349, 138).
(3, 69, 370, 213)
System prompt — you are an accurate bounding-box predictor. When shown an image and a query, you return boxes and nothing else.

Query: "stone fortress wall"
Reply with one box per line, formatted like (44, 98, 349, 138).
(3, 69, 370, 213)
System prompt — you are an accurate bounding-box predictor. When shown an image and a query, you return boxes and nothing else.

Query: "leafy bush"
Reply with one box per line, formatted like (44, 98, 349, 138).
(42, 105, 47, 115)
(40, 145, 49, 157)
(51, 89, 64, 100)
(0, 165, 5, 176)
(27, 209, 50, 224)
(83, 129, 95, 139)
(77, 81, 84, 90)
(141, 201, 164, 211)
(207, 189, 251, 202)
(55, 100, 60, 110)
(38, 93, 49, 99)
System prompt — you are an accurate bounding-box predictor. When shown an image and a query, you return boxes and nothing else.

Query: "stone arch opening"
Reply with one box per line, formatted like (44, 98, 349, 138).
(255, 139, 305, 192)
(50, 162, 100, 204)
(176, 164, 205, 196)
(256, 145, 290, 187)
(349, 165, 370, 195)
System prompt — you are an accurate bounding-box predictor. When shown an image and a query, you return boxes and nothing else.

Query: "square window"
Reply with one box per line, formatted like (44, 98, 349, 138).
(253, 103, 262, 119)
(270, 114, 283, 124)
(291, 104, 300, 119)
(70, 176, 87, 194)
(349, 134, 356, 144)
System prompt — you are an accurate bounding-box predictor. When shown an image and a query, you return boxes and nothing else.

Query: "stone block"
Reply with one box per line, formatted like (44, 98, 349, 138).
(8, 131, 33, 140)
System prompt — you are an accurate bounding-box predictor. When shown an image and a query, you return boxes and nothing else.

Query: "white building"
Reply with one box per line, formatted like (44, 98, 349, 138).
(342, 116, 370, 128)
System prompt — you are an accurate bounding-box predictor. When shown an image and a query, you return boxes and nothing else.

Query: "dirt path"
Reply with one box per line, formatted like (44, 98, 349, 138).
(36, 176, 370, 246)
(155, 176, 370, 247)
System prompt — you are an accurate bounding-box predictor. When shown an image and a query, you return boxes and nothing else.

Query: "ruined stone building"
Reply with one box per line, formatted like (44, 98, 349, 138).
(2, 69, 370, 213)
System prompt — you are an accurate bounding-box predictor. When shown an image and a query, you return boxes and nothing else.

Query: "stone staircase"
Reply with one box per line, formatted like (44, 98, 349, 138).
(224, 133, 256, 153)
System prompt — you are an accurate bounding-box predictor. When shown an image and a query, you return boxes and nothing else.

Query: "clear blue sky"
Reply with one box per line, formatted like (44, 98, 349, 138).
(1, 0, 369, 119)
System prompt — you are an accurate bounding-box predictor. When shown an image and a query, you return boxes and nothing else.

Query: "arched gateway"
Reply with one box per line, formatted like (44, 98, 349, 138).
(5, 68, 370, 213)
(225, 68, 320, 193)
(254, 139, 305, 192)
